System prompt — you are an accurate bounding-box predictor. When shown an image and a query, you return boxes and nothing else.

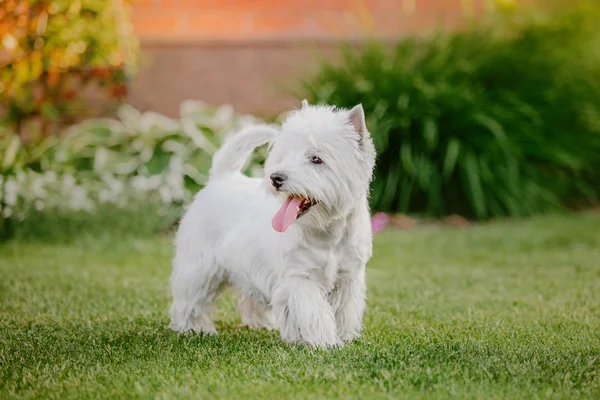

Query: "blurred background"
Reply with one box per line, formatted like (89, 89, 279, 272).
(1, 0, 599, 240)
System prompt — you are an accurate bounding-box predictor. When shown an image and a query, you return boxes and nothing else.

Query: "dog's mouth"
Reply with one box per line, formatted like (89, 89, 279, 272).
(272, 195, 317, 233)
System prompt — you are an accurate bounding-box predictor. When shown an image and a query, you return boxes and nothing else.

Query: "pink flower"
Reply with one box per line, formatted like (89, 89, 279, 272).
(371, 212, 389, 233)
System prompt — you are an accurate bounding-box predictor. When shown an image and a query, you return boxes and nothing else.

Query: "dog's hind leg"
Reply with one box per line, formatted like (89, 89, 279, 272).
(237, 293, 276, 330)
(169, 250, 224, 336)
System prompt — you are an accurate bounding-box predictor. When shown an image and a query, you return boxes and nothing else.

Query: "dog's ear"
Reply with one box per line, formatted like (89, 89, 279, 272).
(301, 99, 309, 109)
(348, 104, 368, 142)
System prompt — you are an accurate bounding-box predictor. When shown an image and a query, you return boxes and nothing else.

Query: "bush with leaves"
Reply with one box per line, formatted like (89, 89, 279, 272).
(0, 0, 137, 140)
(0, 101, 268, 240)
(302, 1, 600, 219)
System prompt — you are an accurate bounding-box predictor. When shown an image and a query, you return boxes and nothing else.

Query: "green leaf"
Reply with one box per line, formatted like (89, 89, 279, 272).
(87, 125, 113, 139)
(400, 144, 417, 177)
(442, 139, 461, 179)
(1, 136, 21, 172)
(145, 147, 172, 176)
(473, 113, 507, 143)
(422, 117, 438, 151)
(463, 151, 486, 218)
(398, 178, 415, 212)
(184, 174, 203, 193)
(380, 163, 401, 211)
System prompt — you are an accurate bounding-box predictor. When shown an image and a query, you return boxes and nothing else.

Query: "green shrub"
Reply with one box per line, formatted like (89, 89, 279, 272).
(302, 1, 600, 219)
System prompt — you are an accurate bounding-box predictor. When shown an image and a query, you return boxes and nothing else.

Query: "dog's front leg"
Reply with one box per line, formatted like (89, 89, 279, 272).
(272, 277, 339, 348)
(329, 266, 366, 343)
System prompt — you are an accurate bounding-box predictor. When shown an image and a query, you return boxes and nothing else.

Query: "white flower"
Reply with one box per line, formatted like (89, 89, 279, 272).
(212, 105, 234, 129)
(15, 171, 26, 184)
(131, 139, 145, 152)
(138, 146, 153, 164)
(140, 111, 179, 135)
(182, 118, 215, 154)
(130, 175, 149, 191)
(159, 185, 172, 205)
(44, 170, 58, 183)
(4, 179, 18, 206)
(30, 176, 47, 199)
(117, 104, 143, 133)
(98, 189, 112, 204)
(94, 148, 109, 172)
(163, 140, 186, 156)
(59, 183, 93, 211)
(62, 174, 76, 190)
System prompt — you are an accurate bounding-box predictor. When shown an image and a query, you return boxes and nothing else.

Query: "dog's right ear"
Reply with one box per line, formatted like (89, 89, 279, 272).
(348, 104, 368, 140)
(301, 99, 309, 109)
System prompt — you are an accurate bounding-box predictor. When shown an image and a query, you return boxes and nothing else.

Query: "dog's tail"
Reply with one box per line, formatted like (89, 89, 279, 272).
(209, 125, 277, 178)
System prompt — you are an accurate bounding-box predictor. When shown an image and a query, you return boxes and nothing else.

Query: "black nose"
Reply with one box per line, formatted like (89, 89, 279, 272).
(270, 172, 287, 189)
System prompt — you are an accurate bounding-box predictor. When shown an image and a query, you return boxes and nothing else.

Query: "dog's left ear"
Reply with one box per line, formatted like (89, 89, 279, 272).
(348, 104, 369, 144)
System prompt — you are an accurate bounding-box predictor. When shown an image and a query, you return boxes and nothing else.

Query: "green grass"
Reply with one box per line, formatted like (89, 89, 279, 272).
(1, 213, 599, 399)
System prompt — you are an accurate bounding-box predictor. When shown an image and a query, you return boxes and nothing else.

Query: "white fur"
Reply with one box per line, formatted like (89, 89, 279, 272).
(169, 101, 376, 348)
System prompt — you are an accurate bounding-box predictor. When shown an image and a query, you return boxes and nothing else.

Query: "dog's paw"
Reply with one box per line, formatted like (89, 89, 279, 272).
(237, 322, 276, 331)
(297, 336, 343, 349)
(192, 327, 218, 336)
(238, 314, 277, 331)
(169, 318, 218, 336)
(338, 330, 361, 343)
(170, 325, 218, 336)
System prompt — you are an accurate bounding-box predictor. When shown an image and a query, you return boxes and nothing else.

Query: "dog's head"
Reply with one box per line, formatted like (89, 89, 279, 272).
(265, 100, 376, 232)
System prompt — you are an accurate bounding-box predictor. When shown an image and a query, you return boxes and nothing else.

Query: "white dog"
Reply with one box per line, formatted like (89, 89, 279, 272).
(169, 100, 376, 347)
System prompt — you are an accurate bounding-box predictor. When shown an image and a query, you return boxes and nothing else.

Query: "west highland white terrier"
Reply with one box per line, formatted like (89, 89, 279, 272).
(169, 100, 376, 347)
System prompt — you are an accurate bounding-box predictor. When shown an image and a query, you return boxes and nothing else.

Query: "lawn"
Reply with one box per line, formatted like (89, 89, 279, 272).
(1, 212, 599, 399)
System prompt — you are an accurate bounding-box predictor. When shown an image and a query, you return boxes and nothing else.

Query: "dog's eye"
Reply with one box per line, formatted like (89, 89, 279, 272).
(310, 156, 323, 165)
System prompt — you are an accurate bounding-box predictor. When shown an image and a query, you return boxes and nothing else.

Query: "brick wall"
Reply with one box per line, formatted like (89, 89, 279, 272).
(131, 0, 486, 40)
(128, 1, 490, 116)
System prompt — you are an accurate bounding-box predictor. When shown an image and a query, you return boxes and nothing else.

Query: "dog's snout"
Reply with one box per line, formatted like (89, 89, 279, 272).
(270, 172, 287, 189)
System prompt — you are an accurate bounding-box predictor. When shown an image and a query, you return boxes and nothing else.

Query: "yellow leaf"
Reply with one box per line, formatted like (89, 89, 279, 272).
(14, 60, 30, 83)
(30, 53, 43, 80)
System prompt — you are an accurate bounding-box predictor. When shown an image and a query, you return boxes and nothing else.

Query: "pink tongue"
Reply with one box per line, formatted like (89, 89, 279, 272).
(272, 197, 302, 232)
